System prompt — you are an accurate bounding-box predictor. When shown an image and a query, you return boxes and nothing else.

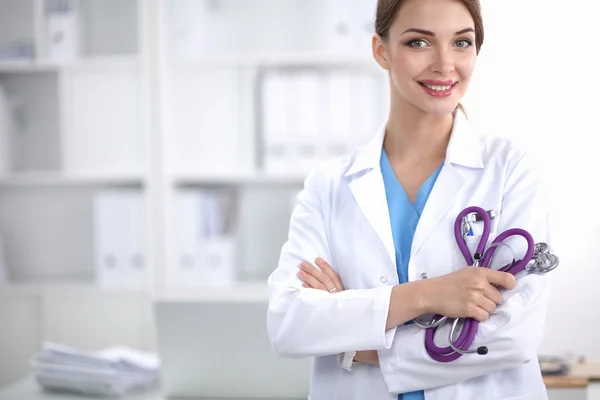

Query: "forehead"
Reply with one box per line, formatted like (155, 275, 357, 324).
(392, 0, 475, 34)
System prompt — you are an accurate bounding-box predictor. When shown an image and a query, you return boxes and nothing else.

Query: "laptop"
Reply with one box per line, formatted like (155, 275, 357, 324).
(153, 298, 312, 399)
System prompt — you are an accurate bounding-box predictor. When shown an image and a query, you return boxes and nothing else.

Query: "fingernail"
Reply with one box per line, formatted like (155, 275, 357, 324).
(315, 257, 323, 264)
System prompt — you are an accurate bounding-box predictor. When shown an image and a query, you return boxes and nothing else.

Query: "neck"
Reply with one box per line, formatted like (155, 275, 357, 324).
(383, 96, 455, 163)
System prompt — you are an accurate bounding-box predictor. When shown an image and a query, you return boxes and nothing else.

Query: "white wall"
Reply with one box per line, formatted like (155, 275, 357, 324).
(464, 0, 600, 359)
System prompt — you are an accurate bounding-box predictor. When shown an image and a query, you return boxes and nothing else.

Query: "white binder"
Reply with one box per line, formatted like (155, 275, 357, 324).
(0, 85, 13, 175)
(171, 189, 203, 288)
(171, 189, 236, 288)
(323, 0, 377, 56)
(324, 70, 352, 159)
(292, 71, 322, 175)
(93, 189, 147, 289)
(201, 190, 236, 286)
(46, 0, 80, 62)
(0, 235, 7, 284)
(350, 72, 380, 148)
(262, 70, 291, 175)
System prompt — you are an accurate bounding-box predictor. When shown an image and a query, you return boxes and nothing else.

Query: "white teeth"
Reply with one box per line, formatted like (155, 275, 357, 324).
(423, 84, 452, 91)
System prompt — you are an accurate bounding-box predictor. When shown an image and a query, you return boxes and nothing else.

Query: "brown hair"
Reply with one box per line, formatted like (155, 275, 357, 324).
(375, 0, 484, 54)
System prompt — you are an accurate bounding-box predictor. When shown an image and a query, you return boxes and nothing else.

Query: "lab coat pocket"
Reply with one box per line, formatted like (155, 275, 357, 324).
(464, 232, 496, 265)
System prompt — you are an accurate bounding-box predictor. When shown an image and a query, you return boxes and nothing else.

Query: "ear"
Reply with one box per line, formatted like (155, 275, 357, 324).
(372, 34, 390, 71)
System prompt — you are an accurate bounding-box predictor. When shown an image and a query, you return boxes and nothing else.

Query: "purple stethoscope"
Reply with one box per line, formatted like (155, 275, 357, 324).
(414, 206, 560, 363)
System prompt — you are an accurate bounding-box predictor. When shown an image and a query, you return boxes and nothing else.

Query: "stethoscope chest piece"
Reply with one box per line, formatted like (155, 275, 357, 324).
(525, 242, 559, 273)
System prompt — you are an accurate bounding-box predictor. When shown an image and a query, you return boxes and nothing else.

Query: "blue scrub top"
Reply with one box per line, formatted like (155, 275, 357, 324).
(380, 149, 444, 400)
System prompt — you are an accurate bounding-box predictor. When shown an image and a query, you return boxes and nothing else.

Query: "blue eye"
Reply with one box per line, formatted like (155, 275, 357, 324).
(407, 39, 428, 48)
(455, 39, 473, 48)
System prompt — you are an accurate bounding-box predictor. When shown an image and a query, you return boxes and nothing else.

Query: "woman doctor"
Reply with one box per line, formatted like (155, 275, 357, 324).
(267, 0, 552, 399)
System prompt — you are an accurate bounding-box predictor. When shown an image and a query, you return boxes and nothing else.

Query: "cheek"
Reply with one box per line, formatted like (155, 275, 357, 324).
(458, 56, 477, 81)
(392, 51, 424, 85)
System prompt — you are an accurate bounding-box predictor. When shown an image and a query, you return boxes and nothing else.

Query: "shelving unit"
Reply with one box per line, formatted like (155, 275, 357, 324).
(0, 0, 390, 387)
(0, 171, 145, 187)
(0, 0, 150, 297)
(0, 0, 387, 300)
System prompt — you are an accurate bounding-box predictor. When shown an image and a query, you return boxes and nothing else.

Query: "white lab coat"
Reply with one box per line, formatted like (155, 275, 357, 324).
(267, 109, 552, 400)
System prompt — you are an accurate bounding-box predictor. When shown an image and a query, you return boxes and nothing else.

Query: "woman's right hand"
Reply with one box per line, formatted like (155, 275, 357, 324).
(421, 266, 517, 322)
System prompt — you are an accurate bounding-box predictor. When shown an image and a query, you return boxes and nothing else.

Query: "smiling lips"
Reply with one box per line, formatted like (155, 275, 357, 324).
(419, 80, 457, 97)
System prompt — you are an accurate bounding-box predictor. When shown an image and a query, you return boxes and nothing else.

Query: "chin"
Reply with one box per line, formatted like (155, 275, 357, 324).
(414, 100, 460, 117)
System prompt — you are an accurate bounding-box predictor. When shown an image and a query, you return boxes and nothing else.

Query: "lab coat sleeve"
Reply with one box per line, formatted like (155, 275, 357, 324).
(267, 165, 397, 358)
(378, 151, 553, 394)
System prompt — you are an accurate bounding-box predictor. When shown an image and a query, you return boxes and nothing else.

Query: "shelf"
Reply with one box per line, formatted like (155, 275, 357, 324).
(0, 60, 58, 74)
(173, 172, 306, 186)
(0, 56, 140, 74)
(170, 52, 380, 70)
(58, 56, 142, 71)
(0, 172, 146, 187)
(153, 282, 269, 303)
(0, 282, 148, 297)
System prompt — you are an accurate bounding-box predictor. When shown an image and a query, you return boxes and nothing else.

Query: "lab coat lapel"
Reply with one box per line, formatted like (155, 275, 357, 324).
(410, 164, 464, 258)
(348, 170, 396, 269)
(410, 109, 483, 258)
(345, 122, 396, 269)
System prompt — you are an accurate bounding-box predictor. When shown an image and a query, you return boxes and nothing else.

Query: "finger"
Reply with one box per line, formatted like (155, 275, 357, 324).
(482, 283, 503, 305)
(484, 270, 517, 290)
(301, 261, 336, 291)
(315, 258, 344, 291)
(478, 296, 497, 315)
(302, 283, 310, 288)
(298, 270, 326, 291)
(472, 307, 490, 322)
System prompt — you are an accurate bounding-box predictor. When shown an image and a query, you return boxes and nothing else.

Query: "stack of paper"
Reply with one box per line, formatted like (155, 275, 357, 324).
(31, 342, 160, 397)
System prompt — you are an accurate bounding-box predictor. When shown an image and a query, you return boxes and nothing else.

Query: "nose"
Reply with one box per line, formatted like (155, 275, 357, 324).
(430, 47, 455, 75)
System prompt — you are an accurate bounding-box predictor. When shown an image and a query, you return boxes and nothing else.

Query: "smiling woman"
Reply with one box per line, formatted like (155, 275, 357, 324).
(267, 0, 554, 399)
(373, 0, 482, 117)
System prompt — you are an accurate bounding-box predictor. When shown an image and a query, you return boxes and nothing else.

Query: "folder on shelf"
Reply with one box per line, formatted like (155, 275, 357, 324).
(171, 189, 203, 288)
(350, 72, 381, 148)
(322, 0, 377, 56)
(348, 0, 378, 55)
(292, 71, 322, 175)
(45, 0, 80, 62)
(202, 190, 236, 286)
(172, 189, 237, 288)
(0, 235, 7, 284)
(93, 189, 147, 290)
(261, 70, 291, 175)
(322, 0, 353, 54)
(0, 84, 14, 175)
(324, 70, 352, 159)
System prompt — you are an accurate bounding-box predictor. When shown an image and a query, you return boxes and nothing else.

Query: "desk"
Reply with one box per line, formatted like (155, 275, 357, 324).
(0, 377, 306, 400)
(3, 366, 600, 400)
(544, 362, 600, 400)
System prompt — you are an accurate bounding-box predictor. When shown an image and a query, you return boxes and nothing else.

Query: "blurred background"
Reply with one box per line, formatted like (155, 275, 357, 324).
(0, 0, 598, 398)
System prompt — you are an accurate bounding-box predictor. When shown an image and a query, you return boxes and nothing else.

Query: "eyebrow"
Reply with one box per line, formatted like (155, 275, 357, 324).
(402, 28, 475, 36)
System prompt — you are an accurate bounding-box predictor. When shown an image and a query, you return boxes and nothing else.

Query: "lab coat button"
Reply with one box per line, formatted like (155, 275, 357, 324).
(380, 276, 387, 284)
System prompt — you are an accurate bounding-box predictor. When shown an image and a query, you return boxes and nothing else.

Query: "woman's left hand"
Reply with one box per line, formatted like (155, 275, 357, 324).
(298, 257, 345, 293)
(297, 257, 379, 366)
